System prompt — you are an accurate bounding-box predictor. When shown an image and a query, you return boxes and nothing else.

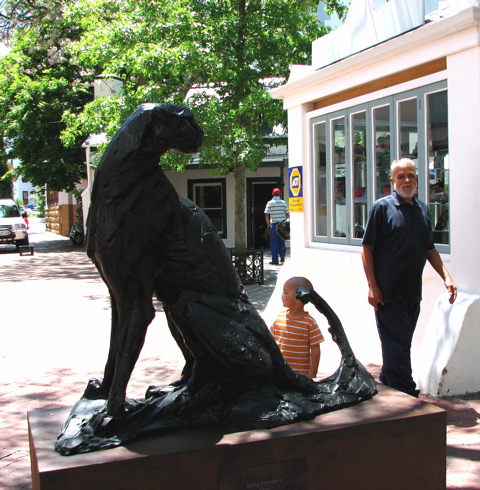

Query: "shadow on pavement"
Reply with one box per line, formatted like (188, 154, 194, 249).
(0, 237, 102, 284)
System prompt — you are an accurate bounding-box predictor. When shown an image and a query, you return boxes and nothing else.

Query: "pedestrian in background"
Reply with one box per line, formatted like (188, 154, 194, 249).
(264, 187, 289, 265)
(361, 158, 457, 397)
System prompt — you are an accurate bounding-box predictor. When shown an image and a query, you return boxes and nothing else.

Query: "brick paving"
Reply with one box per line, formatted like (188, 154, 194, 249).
(0, 223, 479, 489)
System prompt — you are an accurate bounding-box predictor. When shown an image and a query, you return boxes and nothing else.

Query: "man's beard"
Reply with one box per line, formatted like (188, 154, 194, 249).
(396, 185, 417, 199)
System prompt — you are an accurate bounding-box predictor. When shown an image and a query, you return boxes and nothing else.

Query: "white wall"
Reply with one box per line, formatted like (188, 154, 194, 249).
(13, 177, 35, 204)
(11, 159, 35, 204)
(447, 45, 480, 294)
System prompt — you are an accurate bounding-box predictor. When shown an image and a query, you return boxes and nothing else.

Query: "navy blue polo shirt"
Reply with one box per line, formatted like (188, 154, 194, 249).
(362, 191, 435, 303)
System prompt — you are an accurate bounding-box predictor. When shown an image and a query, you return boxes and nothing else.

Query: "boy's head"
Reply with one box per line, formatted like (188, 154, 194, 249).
(281, 276, 313, 309)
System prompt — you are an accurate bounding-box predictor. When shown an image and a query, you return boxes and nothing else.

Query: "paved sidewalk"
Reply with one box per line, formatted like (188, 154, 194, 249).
(0, 225, 479, 489)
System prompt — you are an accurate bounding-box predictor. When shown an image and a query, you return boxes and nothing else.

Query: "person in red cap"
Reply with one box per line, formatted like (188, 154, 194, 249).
(264, 187, 289, 265)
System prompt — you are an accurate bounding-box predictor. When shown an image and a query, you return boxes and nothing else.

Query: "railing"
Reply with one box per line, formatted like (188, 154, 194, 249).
(230, 249, 264, 285)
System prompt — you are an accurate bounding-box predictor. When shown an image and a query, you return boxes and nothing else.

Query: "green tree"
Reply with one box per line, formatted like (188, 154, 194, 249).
(0, 0, 68, 42)
(0, 0, 346, 249)
(61, 0, 334, 252)
(0, 151, 13, 198)
(0, 5, 95, 191)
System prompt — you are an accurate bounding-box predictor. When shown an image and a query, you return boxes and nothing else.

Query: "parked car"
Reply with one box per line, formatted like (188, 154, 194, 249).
(26, 204, 40, 214)
(0, 199, 29, 248)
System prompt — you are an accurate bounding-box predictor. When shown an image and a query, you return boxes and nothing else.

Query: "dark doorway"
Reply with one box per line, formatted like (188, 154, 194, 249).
(247, 178, 282, 248)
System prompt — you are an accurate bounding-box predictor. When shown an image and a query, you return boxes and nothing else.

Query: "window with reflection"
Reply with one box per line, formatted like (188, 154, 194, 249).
(352, 111, 367, 238)
(399, 98, 418, 159)
(374, 104, 391, 199)
(314, 121, 327, 237)
(188, 179, 227, 237)
(332, 117, 346, 238)
(427, 90, 449, 245)
(310, 81, 450, 251)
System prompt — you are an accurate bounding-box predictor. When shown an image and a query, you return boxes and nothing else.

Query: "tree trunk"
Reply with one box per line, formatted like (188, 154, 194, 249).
(234, 161, 246, 253)
(233, 162, 248, 281)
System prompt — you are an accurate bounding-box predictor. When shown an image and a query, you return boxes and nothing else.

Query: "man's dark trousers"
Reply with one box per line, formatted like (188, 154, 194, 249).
(375, 301, 421, 397)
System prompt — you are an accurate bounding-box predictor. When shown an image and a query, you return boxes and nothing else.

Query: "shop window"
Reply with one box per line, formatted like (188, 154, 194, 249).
(352, 110, 368, 239)
(427, 90, 449, 246)
(398, 97, 418, 158)
(314, 121, 327, 237)
(333, 116, 347, 238)
(374, 104, 391, 200)
(188, 179, 227, 238)
(311, 81, 449, 251)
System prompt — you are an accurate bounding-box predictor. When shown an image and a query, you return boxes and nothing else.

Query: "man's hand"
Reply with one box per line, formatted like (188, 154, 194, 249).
(426, 248, 457, 305)
(445, 278, 457, 304)
(362, 244, 383, 310)
(368, 285, 384, 311)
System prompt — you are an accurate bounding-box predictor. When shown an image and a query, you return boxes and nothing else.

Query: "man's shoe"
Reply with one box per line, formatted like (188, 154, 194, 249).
(269, 261, 279, 265)
(280, 257, 285, 263)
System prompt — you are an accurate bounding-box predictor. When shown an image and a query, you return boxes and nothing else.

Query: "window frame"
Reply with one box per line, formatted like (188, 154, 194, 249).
(187, 178, 227, 238)
(329, 109, 349, 244)
(423, 83, 451, 253)
(310, 80, 449, 252)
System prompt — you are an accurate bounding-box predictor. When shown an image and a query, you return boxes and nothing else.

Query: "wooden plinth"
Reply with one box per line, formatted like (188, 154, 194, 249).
(29, 385, 446, 490)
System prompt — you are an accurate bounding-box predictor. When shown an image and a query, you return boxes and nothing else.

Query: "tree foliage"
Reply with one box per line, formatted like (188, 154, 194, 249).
(60, 0, 332, 248)
(0, 1, 95, 190)
(0, 0, 347, 245)
(0, 0, 66, 42)
(60, 0, 328, 173)
(0, 154, 12, 198)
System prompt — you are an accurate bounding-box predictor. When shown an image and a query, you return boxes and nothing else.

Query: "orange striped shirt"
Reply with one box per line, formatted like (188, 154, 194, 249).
(270, 310, 324, 376)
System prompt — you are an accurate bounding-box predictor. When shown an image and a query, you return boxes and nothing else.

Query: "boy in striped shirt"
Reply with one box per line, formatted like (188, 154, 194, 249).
(270, 277, 324, 379)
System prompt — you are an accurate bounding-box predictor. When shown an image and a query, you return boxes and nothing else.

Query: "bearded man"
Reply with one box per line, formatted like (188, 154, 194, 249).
(361, 158, 457, 397)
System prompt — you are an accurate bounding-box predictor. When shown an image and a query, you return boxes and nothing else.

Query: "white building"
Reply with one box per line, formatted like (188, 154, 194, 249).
(10, 159, 36, 206)
(165, 150, 288, 251)
(269, 0, 480, 396)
